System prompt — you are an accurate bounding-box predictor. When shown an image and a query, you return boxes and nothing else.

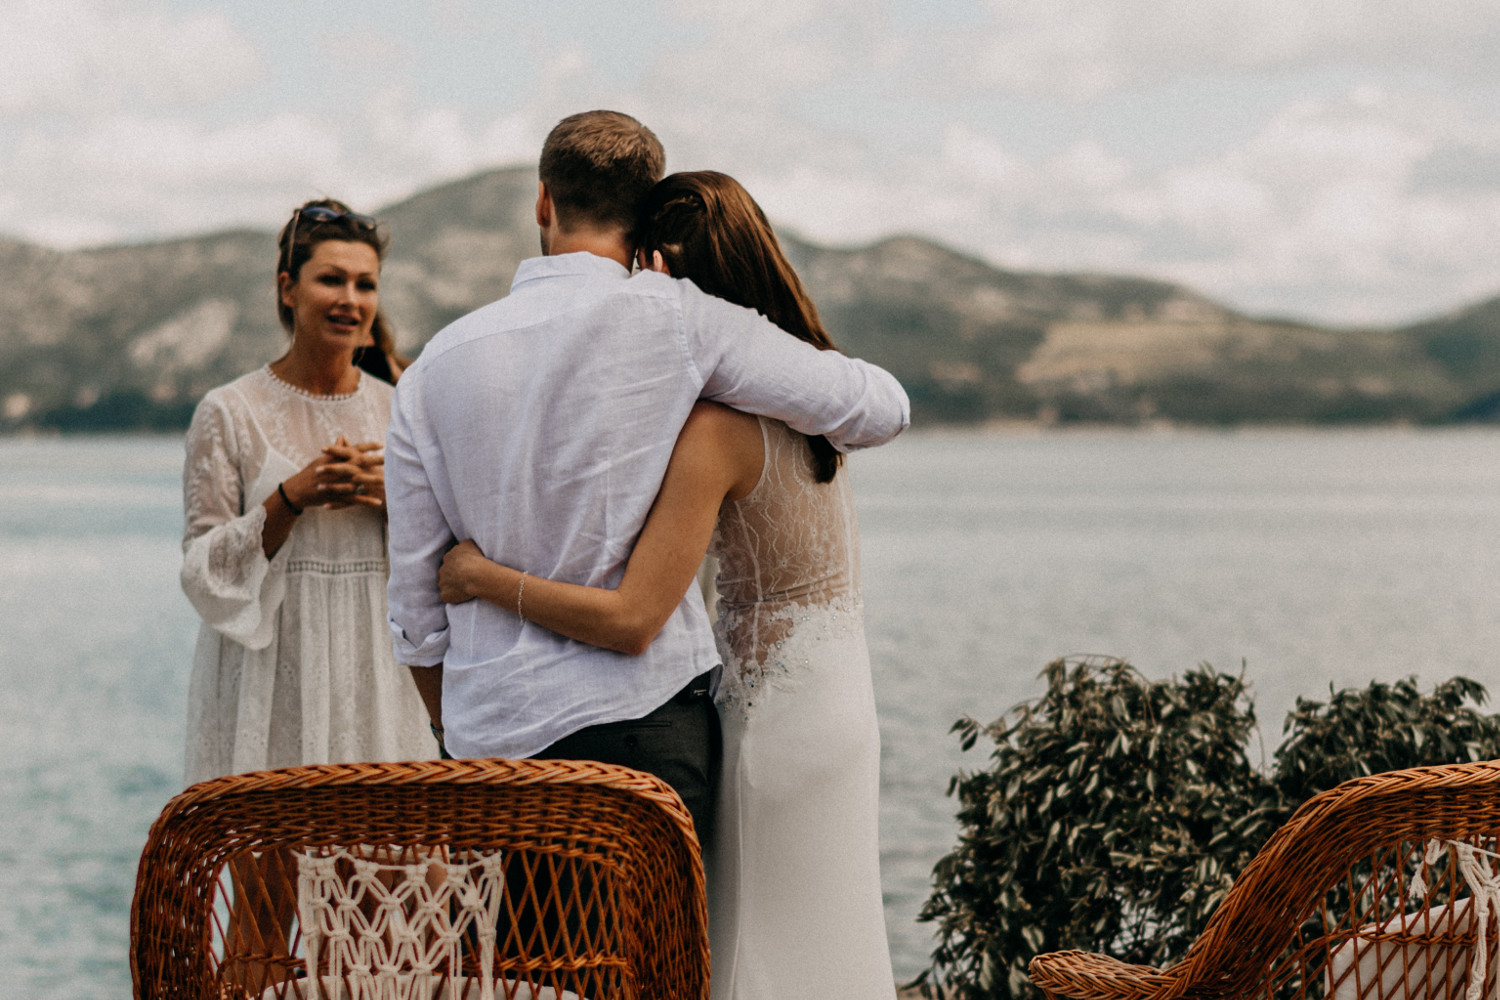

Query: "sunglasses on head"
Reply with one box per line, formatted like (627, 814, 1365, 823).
(283, 206, 379, 272)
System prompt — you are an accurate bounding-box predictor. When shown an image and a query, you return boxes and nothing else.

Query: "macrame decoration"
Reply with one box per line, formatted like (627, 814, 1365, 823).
(1326, 839, 1500, 1000)
(1430, 840, 1500, 1000)
(296, 847, 504, 1000)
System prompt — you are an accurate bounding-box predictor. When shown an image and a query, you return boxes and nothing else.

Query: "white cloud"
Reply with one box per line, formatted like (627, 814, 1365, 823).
(331, 29, 410, 71)
(539, 45, 593, 94)
(641, 0, 894, 114)
(0, 0, 259, 114)
(982, 85, 1500, 322)
(6, 115, 323, 245)
(475, 114, 547, 169)
(957, 0, 1500, 98)
(1169, 88, 1500, 317)
(73, 114, 338, 184)
(363, 87, 473, 178)
(711, 75, 1500, 323)
(6, 96, 527, 246)
(940, 125, 1026, 187)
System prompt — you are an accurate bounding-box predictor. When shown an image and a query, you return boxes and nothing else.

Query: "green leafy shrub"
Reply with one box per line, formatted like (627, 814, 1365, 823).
(1272, 676, 1500, 813)
(917, 658, 1500, 1000)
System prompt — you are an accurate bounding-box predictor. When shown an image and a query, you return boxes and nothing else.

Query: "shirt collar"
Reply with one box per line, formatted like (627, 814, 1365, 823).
(511, 251, 631, 290)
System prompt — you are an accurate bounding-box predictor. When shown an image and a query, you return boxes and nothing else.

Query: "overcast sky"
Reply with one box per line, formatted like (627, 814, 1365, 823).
(8, 0, 1500, 326)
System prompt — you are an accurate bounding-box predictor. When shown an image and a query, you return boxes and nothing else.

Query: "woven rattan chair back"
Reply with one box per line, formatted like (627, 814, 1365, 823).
(1030, 760, 1500, 1000)
(130, 758, 708, 1000)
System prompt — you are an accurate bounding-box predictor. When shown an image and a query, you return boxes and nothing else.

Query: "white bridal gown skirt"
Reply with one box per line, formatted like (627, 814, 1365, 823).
(708, 617, 895, 1000)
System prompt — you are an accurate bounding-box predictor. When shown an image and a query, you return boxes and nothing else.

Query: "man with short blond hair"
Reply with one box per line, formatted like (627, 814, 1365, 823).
(386, 110, 909, 838)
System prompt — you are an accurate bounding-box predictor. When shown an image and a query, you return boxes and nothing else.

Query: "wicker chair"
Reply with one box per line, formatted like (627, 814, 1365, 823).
(1029, 760, 1500, 1000)
(131, 758, 708, 1000)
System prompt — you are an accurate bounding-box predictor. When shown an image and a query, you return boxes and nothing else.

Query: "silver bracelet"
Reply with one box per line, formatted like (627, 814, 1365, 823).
(517, 571, 527, 622)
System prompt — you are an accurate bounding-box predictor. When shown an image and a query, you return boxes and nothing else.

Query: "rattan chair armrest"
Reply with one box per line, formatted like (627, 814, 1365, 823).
(1029, 950, 1185, 1000)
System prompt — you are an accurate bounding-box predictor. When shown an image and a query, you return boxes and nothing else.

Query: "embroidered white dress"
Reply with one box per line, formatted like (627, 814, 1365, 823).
(180, 366, 430, 785)
(708, 417, 894, 999)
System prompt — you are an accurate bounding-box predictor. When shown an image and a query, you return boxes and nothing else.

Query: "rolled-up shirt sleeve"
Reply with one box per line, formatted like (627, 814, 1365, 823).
(386, 374, 453, 666)
(678, 281, 910, 452)
(179, 398, 286, 650)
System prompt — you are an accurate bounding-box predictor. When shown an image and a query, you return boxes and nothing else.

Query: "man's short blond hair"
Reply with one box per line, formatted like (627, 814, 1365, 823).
(540, 111, 665, 236)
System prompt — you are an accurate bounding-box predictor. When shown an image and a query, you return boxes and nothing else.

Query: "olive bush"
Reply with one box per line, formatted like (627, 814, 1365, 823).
(1272, 675, 1500, 816)
(916, 659, 1500, 1000)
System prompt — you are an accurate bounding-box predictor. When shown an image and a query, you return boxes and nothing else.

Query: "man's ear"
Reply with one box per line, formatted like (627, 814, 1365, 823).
(535, 181, 552, 229)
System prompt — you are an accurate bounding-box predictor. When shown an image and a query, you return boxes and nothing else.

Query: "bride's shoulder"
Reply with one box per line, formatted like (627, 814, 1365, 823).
(684, 400, 760, 441)
(678, 401, 764, 495)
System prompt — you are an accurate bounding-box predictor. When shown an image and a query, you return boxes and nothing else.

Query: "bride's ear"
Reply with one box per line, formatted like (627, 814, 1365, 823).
(649, 250, 670, 275)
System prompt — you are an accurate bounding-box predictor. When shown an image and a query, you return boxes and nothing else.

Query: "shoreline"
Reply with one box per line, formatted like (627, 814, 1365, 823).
(6, 420, 1499, 443)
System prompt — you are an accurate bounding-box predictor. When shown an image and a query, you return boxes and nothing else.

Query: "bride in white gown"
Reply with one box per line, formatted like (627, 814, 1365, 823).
(437, 170, 895, 999)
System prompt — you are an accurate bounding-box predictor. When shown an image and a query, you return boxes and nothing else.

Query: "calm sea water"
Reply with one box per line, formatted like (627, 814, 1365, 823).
(4, 428, 1500, 996)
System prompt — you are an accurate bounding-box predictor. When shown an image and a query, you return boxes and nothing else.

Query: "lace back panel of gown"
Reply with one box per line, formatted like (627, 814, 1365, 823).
(710, 417, 861, 717)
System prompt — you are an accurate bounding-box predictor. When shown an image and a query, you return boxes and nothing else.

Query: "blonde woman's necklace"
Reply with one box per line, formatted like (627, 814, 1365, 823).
(268, 353, 359, 399)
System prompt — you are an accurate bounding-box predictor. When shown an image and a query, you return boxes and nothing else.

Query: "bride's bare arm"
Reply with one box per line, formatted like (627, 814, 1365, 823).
(439, 402, 763, 655)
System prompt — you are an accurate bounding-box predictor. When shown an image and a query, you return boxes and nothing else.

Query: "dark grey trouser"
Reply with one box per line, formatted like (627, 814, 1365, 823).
(534, 673, 721, 844)
(472, 675, 720, 973)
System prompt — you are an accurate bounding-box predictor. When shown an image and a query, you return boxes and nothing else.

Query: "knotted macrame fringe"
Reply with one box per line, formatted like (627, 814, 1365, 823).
(297, 847, 505, 1000)
(1408, 839, 1500, 1000)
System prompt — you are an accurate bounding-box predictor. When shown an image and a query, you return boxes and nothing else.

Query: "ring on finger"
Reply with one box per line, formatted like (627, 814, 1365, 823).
(354, 484, 366, 494)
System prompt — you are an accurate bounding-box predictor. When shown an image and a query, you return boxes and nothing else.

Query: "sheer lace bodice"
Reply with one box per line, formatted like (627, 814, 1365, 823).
(179, 366, 429, 784)
(711, 418, 862, 719)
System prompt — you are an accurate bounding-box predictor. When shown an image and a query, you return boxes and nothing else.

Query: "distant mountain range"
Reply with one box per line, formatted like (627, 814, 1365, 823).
(4, 166, 1499, 432)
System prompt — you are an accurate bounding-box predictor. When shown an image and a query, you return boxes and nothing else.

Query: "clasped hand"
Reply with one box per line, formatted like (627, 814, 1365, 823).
(282, 436, 386, 511)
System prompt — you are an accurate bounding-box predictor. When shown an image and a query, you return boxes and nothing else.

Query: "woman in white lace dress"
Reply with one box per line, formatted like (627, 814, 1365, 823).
(438, 172, 895, 999)
(180, 199, 430, 787)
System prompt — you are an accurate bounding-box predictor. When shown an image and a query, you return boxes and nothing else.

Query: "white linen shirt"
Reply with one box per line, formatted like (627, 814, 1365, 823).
(386, 252, 909, 760)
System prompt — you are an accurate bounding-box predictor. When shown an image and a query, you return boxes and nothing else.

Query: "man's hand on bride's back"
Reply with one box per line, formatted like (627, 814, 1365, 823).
(438, 539, 485, 604)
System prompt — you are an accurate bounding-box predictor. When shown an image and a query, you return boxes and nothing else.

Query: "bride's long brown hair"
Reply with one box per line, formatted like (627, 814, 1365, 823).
(637, 171, 843, 483)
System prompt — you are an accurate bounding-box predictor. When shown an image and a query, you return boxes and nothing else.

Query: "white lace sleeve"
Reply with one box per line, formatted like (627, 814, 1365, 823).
(179, 394, 287, 650)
